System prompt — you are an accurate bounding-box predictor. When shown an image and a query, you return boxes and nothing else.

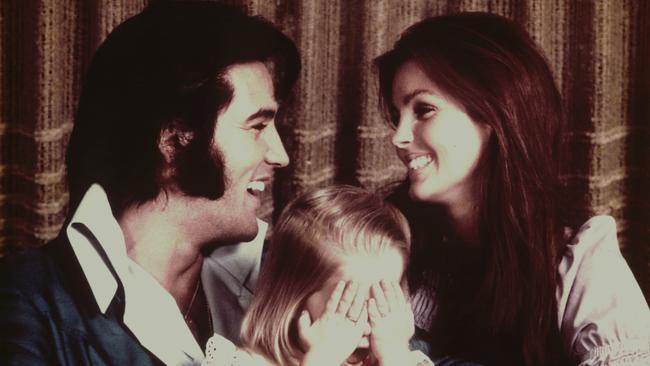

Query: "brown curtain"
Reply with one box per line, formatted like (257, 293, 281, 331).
(1, 0, 648, 301)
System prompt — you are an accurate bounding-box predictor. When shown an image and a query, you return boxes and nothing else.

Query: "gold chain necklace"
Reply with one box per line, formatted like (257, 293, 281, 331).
(183, 279, 214, 344)
(183, 279, 200, 322)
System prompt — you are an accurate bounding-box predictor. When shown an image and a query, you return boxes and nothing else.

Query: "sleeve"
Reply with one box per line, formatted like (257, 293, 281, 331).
(0, 290, 55, 365)
(410, 350, 436, 366)
(557, 216, 650, 364)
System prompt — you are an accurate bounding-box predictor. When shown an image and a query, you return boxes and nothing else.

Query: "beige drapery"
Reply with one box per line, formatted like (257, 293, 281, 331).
(1, 0, 648, 301)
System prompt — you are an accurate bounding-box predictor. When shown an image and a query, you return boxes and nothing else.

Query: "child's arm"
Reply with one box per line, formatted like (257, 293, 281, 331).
(369, 280, 431, 366)
(299, 281, 368, 366)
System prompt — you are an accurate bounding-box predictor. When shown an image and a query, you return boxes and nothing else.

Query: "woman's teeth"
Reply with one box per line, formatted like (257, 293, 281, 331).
(246, 181, 265, 193)
(408, 155, 432, 170)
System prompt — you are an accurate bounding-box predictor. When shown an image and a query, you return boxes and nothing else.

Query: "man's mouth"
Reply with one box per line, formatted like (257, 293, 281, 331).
(246, 181, 266, 195)
(407, 154, 433, 171)
(344, 347, 371, 365)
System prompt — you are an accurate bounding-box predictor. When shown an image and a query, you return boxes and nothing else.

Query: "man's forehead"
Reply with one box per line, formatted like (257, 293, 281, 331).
(224, 61, 278, 110)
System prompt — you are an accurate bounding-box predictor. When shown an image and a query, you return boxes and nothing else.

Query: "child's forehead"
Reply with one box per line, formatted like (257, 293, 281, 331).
(336, 248, 405, 285)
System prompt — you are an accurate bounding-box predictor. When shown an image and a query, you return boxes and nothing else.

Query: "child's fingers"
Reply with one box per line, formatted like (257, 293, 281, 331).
(371, 282, 389, 316)
(367, 298, 380, 327)
(392, 281, 409, 309)
(356, 303, 369, 330)
(336, 281, 358, 315)
(393, 282, 411, 307)
(346, 283, 368, 321)
(381, 280, 399, 309)
(297, 310, 312, 343)
(324, 281, 346, 315)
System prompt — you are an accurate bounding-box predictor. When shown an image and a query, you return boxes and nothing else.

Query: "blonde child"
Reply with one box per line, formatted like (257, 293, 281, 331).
(202, 185, 432, 365)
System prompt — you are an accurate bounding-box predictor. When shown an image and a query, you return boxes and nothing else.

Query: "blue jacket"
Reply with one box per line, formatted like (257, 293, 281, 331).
(0, 235, 162, 365)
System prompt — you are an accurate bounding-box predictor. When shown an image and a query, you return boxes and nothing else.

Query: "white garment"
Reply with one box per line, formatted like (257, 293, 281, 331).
(201, 335, 435, 366)
(202, 219, 267, 343)
(202, 336, 270, 366)
(412, 215, 650, 364)
(557, 216, 650, 364)
(67, 184, 267, 365)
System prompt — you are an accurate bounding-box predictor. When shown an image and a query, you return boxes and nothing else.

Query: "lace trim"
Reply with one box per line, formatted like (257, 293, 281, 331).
(578, 339, 650, 365)
(203, 335, 237, 366)
(411, 350, 436, 366)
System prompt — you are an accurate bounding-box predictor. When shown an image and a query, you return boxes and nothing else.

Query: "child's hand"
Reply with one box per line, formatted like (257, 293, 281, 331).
(299, 281, 369, 366)
(368, 280, 414, 366)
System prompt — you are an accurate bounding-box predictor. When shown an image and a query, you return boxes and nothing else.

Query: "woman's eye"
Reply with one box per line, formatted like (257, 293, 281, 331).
(390, 113, 400, 127)
(388, 107, 400, 127)
(414, 104, 437, 119)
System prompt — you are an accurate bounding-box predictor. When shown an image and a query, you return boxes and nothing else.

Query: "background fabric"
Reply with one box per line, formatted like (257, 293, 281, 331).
(0, 0, 648, 302)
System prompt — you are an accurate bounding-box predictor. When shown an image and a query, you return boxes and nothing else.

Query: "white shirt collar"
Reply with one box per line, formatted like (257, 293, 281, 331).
(201, 220, 267, 342)
(66, 184, 203, 365)
(204, 219, 266, 292)
(66, 184, 267, 364)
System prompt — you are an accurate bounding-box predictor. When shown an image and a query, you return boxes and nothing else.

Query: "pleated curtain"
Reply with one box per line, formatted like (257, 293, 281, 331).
(1, 0, 648, 301)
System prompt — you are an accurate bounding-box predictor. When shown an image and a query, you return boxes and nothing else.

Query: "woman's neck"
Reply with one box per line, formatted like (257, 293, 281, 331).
(445, 198, 480, 246)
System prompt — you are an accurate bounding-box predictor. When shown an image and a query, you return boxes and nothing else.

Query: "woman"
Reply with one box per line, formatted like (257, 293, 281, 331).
(376, 12, 650, 365)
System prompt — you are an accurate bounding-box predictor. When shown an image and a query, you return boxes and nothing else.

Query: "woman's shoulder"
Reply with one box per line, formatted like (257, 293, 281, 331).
(564, 215, 617, 253)
(557, 216, 650, 364)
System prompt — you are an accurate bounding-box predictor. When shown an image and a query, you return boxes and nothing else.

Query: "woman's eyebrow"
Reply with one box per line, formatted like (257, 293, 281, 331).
(402, 89, 431, 105)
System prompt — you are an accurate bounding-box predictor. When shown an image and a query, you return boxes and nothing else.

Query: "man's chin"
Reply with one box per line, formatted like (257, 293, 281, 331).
(200, 221, 259, 253)
(237, 227, 259, 243)
(227, 219, 260, 242)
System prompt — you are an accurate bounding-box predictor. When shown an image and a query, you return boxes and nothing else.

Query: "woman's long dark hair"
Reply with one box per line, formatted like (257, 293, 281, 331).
(377, 13, 570, 365)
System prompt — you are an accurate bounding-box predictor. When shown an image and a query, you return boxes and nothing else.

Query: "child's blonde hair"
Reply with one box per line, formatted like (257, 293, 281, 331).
(240, 185, 411, 365)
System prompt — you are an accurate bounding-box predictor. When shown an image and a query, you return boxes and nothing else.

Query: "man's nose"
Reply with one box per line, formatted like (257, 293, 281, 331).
(265, 124, 290, 168)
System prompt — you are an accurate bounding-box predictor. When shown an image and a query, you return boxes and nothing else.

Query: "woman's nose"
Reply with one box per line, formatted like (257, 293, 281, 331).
(391, 119, 414, 149)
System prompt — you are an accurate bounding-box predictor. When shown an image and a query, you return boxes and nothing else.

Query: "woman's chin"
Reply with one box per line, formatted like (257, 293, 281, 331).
(408, 182, 435, 203)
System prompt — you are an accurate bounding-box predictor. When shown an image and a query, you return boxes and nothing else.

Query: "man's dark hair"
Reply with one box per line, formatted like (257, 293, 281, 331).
(66, 1, 300, 215)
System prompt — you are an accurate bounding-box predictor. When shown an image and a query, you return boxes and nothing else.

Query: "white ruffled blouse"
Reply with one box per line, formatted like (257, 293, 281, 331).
(411, 215, 650, 364)
(557, 216, 650, 364)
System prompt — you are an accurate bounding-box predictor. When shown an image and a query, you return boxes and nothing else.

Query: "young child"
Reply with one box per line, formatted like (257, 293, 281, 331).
(202, 185, 433, 366)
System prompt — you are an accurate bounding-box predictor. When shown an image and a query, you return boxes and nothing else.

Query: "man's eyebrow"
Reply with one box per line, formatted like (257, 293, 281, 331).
(246, 108, 277, 122)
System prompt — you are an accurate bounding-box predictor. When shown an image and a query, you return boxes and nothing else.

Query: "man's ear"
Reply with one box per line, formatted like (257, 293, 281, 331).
(158, 121, 195, 163)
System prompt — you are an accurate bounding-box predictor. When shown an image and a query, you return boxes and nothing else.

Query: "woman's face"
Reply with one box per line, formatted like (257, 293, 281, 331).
(303, 248, 406, 366)
(390, 61, 491, 206)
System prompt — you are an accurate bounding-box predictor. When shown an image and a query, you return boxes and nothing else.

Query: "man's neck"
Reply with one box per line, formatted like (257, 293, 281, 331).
(118, 200, 204, 312)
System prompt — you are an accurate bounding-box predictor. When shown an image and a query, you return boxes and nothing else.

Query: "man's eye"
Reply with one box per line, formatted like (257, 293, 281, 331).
(414, 104, 437, 119)
(251, 123, 268, 131)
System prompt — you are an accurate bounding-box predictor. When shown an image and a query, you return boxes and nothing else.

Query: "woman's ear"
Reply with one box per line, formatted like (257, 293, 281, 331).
(158, 121, 195, 163)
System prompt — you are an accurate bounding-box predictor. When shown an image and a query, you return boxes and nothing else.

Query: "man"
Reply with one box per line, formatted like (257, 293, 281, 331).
(0, 1, 300, 365)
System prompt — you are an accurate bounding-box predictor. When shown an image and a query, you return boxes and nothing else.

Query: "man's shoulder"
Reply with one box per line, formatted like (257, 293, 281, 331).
(0, 236, 100, 331)
(0, 239, 166, 366)
(0, 238, 71, 298)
